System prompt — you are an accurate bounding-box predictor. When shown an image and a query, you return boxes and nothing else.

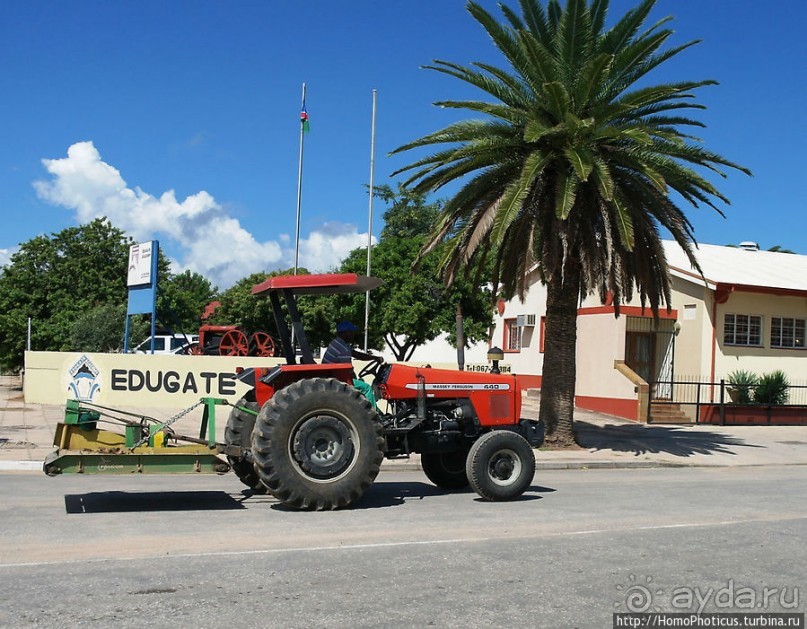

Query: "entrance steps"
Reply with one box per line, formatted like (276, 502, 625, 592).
(649, 401, 693, 424)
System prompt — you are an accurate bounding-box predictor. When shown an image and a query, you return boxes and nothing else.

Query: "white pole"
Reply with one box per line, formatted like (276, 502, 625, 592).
(294, 82, 306, 276)
(364, 89, 377, 352)
(27, 317, 31, 351)
(292, 82, 307, 353)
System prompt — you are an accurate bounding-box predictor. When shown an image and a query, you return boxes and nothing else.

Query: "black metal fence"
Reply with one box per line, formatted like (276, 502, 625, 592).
(651, 377, 807, 425)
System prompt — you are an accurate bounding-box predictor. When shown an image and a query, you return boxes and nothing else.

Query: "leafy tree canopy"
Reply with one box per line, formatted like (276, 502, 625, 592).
(392, 0, 749, 442)
(333, 184, 493, 361)
(0, 218, 222, 365)
(0, 218, 132, 369)
(71, 304, 149, 353)
(156, 269, 217, 336)
(211, 267, 334, 353)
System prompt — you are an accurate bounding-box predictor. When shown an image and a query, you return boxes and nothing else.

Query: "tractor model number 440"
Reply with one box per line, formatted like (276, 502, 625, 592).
(44, 273, 543, 510)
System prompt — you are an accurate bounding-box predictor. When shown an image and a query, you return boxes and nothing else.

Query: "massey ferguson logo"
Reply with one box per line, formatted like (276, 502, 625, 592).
(404, 383, 511, 391)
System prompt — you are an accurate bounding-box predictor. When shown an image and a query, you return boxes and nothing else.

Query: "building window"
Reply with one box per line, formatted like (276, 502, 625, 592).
(723, 313, 762, 347)
(771, 317, 806, 349)
(505, 318, 522, 351)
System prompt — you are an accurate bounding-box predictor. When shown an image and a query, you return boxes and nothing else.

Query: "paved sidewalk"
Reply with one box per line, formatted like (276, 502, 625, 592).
(2, 374, 807, 473)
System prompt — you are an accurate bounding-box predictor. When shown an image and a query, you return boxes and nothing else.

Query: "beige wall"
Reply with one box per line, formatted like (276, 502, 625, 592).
(24, 351, 498, 408)
(666, 280, 807, 384)
(490, 270, 547, 376)
(575, 312, 636, 399)
(714, 291, 807, 382)
(670, 278, 712, 379)
(25, 351, 286, 407)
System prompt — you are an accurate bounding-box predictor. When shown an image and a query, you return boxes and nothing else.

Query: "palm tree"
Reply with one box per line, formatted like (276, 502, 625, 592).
(392, 0, 750, 445)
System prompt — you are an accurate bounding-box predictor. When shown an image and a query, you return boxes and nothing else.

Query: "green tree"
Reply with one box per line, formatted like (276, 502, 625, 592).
(71, 304, 149, 353)
(335, 184, 493, 361)
(0, 218, 133, 369)
(393, 0, 749, 444)
(213, 272, 279, 333)
(212, 267, 334, 353)
(157, 269, 218, 333)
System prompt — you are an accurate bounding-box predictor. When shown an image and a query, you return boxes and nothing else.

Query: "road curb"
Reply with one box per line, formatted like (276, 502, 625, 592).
(0, 461, 43, 472)
(377, 457, 692, 472)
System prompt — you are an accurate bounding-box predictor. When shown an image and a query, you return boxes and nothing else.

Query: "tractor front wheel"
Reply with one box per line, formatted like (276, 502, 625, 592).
(421, 450, 469, 490)
(251, 378, 384, 510)
(225, 398, 266, 493)
(466, 431, 535, 501)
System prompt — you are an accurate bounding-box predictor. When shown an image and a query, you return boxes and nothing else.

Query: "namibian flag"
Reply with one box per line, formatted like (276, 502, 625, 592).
(300, 98, 310, 133)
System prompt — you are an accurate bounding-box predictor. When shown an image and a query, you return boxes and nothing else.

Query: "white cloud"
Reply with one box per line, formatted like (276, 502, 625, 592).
(0, 247, 15, 269)
(33, 141, 373, 288)
(297, 223, 373, 273)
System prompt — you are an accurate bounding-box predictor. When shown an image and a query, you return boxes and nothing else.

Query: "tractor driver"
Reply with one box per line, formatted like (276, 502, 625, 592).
(322, 321, 382, 407)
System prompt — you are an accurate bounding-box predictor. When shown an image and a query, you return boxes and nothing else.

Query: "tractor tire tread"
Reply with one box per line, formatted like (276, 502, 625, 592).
(466, 430, 535, 501)
(252, 378, 384, 510)
(225, 397, 266, 493)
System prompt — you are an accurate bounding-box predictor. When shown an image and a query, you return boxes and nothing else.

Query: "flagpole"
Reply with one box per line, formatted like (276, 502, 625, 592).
(363, 89, 377, 352)
(294, 82, 306, 276)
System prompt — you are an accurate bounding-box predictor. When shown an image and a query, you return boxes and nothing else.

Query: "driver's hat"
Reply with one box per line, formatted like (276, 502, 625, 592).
(337, 321, 359, 334)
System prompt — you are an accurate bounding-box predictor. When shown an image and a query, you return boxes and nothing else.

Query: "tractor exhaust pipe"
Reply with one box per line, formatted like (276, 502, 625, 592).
(416, 373, 426, 420)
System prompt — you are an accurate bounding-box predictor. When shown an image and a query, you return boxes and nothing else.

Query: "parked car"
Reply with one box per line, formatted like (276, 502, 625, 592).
(131, 334, 199, 355)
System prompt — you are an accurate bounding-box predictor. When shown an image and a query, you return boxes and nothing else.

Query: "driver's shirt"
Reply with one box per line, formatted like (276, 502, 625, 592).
(322, 336, 352, 364)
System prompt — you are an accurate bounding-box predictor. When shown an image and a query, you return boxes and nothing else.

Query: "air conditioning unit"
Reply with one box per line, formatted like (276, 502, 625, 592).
(516, 314, 536, 327)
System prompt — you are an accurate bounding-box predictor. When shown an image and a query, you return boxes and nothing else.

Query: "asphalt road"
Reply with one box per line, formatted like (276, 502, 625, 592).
(0, 467, 805, 628)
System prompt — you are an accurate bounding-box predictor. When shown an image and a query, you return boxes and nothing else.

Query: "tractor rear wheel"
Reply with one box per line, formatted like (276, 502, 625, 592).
(225, 398, 266, 493)
(466, 430, 535, 501)
(421, 450, 470, 489)
(251, 378, 384, 510)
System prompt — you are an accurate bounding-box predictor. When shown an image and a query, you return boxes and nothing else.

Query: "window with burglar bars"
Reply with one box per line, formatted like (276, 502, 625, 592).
(771, 317, 806, 349)
(505, 318, 522, 351)
(723, 313, 762, 347)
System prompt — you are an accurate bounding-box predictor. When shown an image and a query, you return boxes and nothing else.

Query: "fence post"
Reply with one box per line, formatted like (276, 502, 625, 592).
(719, 379, 725, 426)
(695, 381, 701, 425)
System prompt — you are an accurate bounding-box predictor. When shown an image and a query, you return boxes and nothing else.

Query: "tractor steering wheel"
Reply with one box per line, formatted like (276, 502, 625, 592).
(357, 357, 383, 380)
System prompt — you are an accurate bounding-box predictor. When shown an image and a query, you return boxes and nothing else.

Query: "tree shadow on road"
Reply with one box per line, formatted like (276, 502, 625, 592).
(575, 420, 764, 458)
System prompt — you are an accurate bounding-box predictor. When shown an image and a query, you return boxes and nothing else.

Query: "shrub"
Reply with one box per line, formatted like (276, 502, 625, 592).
(753, 370, 789, 405)
(727, 369, 758, 404)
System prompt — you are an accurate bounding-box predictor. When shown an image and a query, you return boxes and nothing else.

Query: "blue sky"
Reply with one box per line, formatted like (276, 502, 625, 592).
(1, 0, 805, 289)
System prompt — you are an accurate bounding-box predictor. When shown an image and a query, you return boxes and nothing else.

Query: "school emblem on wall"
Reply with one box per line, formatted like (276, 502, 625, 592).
(66, 355, 102, 401)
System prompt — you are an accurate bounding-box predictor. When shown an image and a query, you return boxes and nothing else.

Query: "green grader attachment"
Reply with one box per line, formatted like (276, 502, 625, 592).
(43, 398, 240, 476)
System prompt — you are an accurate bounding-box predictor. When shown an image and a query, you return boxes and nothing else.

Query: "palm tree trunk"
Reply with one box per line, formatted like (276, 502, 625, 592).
(539, 262, 581, 446)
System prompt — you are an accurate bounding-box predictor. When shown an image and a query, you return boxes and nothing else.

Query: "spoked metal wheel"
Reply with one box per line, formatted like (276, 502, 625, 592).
(219, 329, 249, 356)
(250, 331, 276, 357)
(466, 430, 535, 501)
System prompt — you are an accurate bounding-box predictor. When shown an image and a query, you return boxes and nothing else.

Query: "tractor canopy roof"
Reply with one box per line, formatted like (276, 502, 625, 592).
(251, 273, 382, 296)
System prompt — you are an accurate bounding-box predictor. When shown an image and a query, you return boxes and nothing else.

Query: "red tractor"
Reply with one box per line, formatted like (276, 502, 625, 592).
(225, 272, 543, 510)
